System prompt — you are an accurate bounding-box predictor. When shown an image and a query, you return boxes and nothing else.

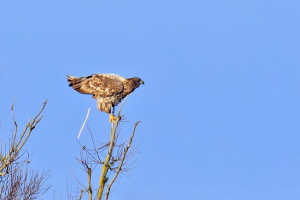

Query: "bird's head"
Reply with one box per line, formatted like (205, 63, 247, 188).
(130, 77, 145, 87)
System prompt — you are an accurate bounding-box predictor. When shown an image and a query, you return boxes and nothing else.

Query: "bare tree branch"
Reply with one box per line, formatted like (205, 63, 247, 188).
(0, 99, 49, 200)
(105, 121, 140, 200)
(96, 115, 121, 200)
(71, 95, 141, 200)
(0, 99, 47, 176)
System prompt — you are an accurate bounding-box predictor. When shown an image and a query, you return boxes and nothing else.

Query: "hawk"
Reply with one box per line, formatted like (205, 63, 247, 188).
(67, 73, 144, 122)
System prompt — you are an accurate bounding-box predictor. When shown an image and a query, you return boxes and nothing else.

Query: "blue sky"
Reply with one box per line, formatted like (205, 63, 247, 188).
(1, 1, 300, 199)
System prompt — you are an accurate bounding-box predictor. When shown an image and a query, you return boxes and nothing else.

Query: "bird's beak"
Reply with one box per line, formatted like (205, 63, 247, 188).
(140, 80, 145, 85)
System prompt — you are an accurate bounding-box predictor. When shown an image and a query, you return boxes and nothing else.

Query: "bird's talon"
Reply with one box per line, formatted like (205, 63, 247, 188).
(109, 114, 117, 123)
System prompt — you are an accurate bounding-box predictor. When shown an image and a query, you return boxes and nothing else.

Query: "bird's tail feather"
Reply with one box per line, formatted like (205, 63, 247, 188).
(66, 75, 78, 86)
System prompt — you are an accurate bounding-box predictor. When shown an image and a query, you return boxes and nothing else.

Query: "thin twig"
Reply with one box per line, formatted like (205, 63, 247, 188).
(78, 108, 91, 138)
(78, 189, 84, 200)
(87, 125, 102, 163)
(117, 95, 130, 117)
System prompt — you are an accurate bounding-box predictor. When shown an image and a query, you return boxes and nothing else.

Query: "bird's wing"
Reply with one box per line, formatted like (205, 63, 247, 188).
(69, 74, 124, 98)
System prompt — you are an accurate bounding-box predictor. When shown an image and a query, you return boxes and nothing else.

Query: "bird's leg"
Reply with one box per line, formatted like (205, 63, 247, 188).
(109, 107, 117, 123)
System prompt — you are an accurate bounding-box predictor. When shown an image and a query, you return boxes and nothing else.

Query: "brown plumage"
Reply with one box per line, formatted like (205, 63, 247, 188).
(67, 73, 144, 115)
